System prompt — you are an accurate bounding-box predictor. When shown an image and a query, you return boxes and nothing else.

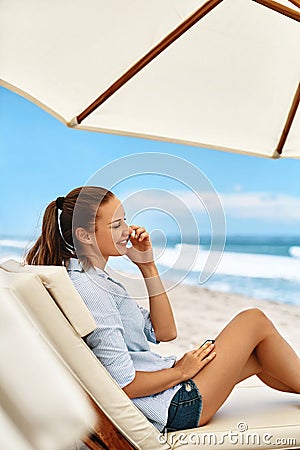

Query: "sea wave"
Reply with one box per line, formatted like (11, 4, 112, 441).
(0, 239, 30, 263)
(289, 246, 300, 259)
(0, 239, 30, 249)
(155, 244, 300, 283)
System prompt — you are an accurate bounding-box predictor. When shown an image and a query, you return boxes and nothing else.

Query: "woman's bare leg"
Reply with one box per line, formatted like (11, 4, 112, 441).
(192, 308, 300, 425)
(238, 352, 294, 392)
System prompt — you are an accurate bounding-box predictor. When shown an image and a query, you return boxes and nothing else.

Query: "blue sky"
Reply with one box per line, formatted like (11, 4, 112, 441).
(1, 86, 300, 240)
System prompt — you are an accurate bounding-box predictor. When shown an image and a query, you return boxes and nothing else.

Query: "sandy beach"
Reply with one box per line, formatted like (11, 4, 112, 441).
(112, 270, 300, 358)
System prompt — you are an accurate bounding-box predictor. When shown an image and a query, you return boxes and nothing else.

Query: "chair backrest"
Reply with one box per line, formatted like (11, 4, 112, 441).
(0, 262, 169, 450)
(0, 286, 95, 450)
(1, 259, 96, 337)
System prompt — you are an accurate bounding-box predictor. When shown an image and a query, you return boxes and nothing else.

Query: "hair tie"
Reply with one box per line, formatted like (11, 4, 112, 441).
(56, 196, 65, 210)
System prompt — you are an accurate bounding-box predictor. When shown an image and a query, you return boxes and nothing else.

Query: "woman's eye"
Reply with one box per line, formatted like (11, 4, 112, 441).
(111, 218, 126, 228)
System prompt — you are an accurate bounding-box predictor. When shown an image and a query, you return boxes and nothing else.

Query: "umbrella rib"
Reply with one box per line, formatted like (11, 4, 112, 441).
(73, 0, 223, 126)
(252, 0, 300, 21)
(287, 0, 300, 8)
(274, 82, 300, 157)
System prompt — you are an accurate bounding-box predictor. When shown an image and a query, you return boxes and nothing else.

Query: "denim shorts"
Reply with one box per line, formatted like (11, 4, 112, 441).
(164, 379, 202, 432)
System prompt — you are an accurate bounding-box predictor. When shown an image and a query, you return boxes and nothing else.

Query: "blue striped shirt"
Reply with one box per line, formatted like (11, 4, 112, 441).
(67, 258, 181, 431)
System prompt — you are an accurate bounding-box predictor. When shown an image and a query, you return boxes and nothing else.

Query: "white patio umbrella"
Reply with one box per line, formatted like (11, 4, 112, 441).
(0, 0, 299, 158)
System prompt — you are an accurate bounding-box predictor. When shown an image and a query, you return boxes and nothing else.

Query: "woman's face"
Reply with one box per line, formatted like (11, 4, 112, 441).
(94, 196, 130, 261)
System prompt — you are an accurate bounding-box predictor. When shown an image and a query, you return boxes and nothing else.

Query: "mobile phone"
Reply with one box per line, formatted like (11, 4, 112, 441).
(200, 339, 215, 348)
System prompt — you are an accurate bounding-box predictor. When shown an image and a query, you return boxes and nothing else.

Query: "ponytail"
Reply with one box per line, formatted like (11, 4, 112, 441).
(26, 201, 74, 265)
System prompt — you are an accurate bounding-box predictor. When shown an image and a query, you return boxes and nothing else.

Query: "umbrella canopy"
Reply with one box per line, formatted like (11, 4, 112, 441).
(1, 0, 299, 158)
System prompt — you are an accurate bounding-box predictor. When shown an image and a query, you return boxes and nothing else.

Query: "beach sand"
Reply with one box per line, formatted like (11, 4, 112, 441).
(111, 270, 300, 358)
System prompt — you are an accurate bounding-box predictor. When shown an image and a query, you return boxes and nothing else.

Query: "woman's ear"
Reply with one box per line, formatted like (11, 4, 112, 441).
(75, 227, 93, 245)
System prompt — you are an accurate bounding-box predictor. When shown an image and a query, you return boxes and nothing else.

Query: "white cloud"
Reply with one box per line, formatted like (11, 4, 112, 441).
(121, 189, 300, 223)
(220, 193, 300, 221)
(167, 191, 300, 222)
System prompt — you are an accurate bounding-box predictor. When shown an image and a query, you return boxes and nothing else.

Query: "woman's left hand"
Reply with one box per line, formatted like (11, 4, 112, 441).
(126, 225, 154, 266)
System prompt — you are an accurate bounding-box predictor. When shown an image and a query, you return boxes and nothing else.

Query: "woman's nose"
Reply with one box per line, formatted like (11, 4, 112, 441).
(122, 223, 130, 235)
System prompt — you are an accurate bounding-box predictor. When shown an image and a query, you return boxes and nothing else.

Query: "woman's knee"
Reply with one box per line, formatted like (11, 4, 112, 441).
(236, 308, 272, 328)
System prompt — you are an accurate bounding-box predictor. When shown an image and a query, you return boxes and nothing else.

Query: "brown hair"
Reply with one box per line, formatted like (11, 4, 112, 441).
(26, 186, 114, 266)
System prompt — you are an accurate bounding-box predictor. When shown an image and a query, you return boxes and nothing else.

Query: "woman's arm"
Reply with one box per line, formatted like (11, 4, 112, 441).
(138, 262, 177, 342)
(126, 225, 177, 342)
(124, 367, 181, 398)
(124, 343, 216, 398)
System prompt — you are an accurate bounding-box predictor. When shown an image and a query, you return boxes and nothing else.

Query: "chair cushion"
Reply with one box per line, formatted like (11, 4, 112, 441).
(0, 286, 95, 450)
(0, 259, 96, 337)
(0, 407, 35, 450)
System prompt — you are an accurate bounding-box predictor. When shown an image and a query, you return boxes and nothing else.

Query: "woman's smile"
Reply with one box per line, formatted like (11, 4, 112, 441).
(117, 237, 129, 246)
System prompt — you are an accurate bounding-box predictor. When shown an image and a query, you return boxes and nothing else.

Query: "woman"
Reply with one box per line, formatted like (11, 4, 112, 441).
(27, 186, 300, 433)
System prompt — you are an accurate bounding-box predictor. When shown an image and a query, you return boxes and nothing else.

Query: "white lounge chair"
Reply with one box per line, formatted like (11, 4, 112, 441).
(0, 285, 95, 450)
(1, 260, 299, 450)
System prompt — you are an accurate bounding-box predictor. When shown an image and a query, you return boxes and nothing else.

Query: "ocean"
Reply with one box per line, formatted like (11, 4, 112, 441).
(1, 235, 300, 307)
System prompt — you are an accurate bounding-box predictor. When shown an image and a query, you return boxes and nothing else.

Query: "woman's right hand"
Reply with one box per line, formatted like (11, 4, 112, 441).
(173, 343, 216, 381)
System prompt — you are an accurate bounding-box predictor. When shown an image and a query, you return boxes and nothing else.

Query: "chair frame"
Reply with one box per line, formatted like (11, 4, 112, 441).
(83, 398, 136, 450)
